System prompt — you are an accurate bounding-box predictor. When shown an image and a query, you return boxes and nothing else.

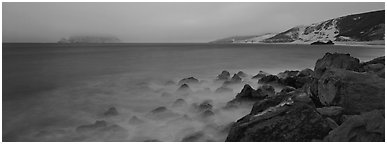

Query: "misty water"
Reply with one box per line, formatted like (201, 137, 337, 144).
(3, 43, 385, 141)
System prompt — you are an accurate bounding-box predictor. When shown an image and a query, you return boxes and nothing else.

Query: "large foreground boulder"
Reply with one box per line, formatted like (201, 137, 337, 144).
(317, 68, 384, 114)
(314, 53, 360, 78)
(226, 91, 331, 142)
(324, 110, 385, 142)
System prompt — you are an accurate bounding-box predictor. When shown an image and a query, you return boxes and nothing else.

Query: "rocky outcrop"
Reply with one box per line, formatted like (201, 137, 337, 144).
(359, 56, 385, 78)
(226, 84, 275, 108)
(104, 107, 118, 117)
(258, 75, 280, 84)
(314, 53, 360, 78)
(252, 71, 270, 79)
(216, 70, 231, 81)
(178, 77, 199, 85)
(224, 74, 242, 85)
(317, 68, 384, 114)
(237, 71, 248, 77)
(324, 110, 385, 142)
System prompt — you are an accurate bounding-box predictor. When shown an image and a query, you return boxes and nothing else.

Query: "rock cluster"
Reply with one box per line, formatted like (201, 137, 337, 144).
(225, 53, 385, 142)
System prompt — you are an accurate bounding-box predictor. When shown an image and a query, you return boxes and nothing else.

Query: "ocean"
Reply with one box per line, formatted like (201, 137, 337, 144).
(2, 43, 385, 141)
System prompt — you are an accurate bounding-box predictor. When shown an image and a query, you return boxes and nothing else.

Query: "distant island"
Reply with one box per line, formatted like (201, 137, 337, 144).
(58, 35, 121, 43)
(210, 10, 384, 45)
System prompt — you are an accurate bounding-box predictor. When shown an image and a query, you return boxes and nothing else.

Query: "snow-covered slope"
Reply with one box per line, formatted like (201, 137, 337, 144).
(263, 10, 384, 43)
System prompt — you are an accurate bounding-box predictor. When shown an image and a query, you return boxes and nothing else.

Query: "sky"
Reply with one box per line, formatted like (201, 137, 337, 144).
(2, 2, 385, 43)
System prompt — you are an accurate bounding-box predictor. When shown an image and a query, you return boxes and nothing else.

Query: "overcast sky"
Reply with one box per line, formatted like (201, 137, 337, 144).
(3, 2, 384, 43)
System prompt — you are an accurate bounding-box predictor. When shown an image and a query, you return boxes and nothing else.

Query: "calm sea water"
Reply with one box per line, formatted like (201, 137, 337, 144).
(3, 43, 385, 141)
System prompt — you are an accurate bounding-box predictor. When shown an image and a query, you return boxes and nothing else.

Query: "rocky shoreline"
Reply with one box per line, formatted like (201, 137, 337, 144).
(226, 52, 385, 142)
(63, 52, 384, 142)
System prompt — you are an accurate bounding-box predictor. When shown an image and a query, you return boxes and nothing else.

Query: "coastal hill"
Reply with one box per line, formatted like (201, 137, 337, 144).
(211, 10, 384, 44)
(58, 35, 121, 43)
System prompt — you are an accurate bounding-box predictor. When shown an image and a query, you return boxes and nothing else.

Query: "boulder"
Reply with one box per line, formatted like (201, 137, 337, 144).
(297, 68, 314, 77)
(215, 86, 233, 93)
(256, 84, 275, 98)
(314, 53, 360, 78)
(237, 71, 248, 77)
(178, 77, 199, 85)
(172, 98, 188, 107)
(252, 71, 270, 79)
(76, 120, 108, 133)
(226, 84, 274, 108)
(317, 69, 384, 114)
(324, 110, 385, 142)
(216, 70, 231, 81)
(279, 86, 296, 94)
(226, 96, 331, 142)
(224, 74, 242, 85)
(104, 107, 118, 117)
(277, 70, 299, 79)
(316, 106, 344, 117)
(198, 100, 213, 112)
(258, 75, 280, 84)
(359, 56, 385, 78)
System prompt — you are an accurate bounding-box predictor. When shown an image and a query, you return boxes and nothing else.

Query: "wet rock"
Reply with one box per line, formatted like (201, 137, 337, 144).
(172, 98, 188, 107)
(178, 77, 199, 85)
(201, 110, 215, 118)
(215, 86, 233, 93)
(128, 116, 145, 125)
(224, 74, 242, 85)
(256, 84, 275, 98)
(225, 84, 273, 108)
(359, 56, 385, 78)
(216, 70, 231, 81)
(76, 120, 108, 133)
(277, 70, 300, 79)
(252, 71, 270, 79)
(314, 53, 360, 78)
(258, 75, 280, 84)
(317, 69, 384, 114)
(177, 84, 193, 94)
(104, 107, 118, 117)
(279, 86, 296, 94)
(325, 117, 339, 129)
(237, 71, 248, 77)
(226, 97, 331, 142)
(324, 110, 385, 142)
(147, 106, 180, 120)
(316, 106, 344, 117)
(297, 68, 314, 77)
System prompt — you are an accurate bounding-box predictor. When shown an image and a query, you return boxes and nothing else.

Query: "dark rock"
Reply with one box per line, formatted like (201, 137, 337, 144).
(198, 100, 213, 112)
(178, 77, 199, 85)
(359, 56, 385, 78)
(324, 110, 385, 142)
(316, 106, 344, 117)
(128, 116, 145, 125)
(215, 86, 233, 93)
(150, 106, 168, 114)
(226, 84, 272, 108)
(224, 74, 242, 85)
(317, 69, 384, 114)
(258, 75, 280, 84)
(237, 71, 248, 77)
(172, 98, 188, 107)
(104, 107, 118, 117)
(256, 84, 275, 98)
(177, 84, 193, 93)
(325, 117, 339, 129)
(314, 53, 360, 78)
(280, 86, 296, 94)
(297, 68, 314, 77)
(277, 70, 300, 79)
(226, 99, 331, 142)
(252, 71, 270, 79)
(216, 70, 231, 81)
(76, 120, 108, 133)
(201, 110, 215, 118)
(311, 40, 335, 45)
